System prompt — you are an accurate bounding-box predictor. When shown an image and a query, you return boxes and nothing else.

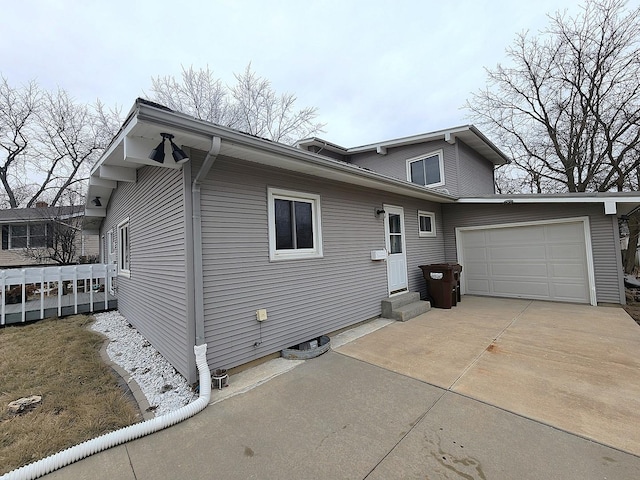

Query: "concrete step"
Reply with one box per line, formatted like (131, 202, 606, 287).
(381, 292, 421, 318)
(390, 300, 431, 322)
(381, 292, 430, 322)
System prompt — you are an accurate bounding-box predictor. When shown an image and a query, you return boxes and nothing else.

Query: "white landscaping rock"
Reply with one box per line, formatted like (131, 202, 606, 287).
(91, 311, 194, 416)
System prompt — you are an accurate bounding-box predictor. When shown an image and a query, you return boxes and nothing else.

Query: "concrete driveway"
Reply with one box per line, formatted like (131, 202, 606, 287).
(42, 296, 640, 480)
(337, 296, 640, 456)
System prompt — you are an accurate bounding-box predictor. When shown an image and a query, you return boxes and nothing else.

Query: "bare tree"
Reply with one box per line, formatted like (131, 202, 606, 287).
(466, 0, 640, 194)
(149, 64, 325, 145)
(20, 190, 95, 265)
(0, 77, 122, 209)
(0, 78, 39, 208)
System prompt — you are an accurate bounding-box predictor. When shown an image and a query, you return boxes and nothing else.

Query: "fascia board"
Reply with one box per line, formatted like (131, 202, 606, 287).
(455, 195, 640, 204)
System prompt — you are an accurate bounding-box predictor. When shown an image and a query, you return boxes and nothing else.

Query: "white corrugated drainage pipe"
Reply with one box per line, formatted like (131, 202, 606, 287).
(1, 344, 211, 480)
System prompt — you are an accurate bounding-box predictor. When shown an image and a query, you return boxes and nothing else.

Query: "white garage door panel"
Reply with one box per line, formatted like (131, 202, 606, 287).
(465, 246, 488, 260)
(553, 282, 588, 300)
(488, 226, 544, 243)
(549, 263, 585, 279)
(463, 230, 488, 246)
(546, 222, 583, 240)
(468, 278, 490, 292)
(488, 245, 547, 261)
(549, 244, 585, 259)
(493, 280, 550, 297)
(460, 221, 590, 304)
(491, 263, 548, 277)
(466, 263, 489, 276)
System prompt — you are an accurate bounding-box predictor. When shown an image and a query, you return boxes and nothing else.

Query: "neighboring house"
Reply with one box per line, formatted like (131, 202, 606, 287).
(84, 98, 640, 383)
(0, 204, 99, 268)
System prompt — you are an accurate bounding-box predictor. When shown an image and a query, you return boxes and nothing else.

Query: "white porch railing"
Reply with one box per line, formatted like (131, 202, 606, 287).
(0, 264, 117, 326)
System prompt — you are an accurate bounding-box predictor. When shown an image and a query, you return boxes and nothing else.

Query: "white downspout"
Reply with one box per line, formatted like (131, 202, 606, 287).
(1, 344, 211, 480)
(192, 136, 221, 345)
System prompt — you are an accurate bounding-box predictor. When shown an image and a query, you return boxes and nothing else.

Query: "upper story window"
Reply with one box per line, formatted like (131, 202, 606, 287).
(117, 219, 130, 277)
(1, 223, 51, 249)
(268, 188, 323, 261)
(406, 150, 444, 187)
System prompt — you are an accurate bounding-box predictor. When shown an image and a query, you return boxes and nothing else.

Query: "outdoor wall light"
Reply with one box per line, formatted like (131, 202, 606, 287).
(92, 197, 102, 207)
(149, 133, 190, 164)
(376, 208, 386, 216)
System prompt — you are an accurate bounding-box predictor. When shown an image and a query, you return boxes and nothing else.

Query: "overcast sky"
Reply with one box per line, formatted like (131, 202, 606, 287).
(2, 0, 632, 147)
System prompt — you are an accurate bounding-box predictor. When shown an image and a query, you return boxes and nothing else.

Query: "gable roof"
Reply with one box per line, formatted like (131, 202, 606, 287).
(0, 205, 84, 224)
(84, 99, 465, 230)
(85, 98, 640, 229)
(296, 125, 511, 166)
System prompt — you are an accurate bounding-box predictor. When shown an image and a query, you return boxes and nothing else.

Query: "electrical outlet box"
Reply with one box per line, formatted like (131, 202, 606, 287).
(256, 309, 268, 322)
(371, 249, 388, 261)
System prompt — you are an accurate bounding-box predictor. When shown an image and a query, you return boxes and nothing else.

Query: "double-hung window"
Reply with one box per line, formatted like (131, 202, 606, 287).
(4, 223, 50, 249)
(418, 211, 436, 237)
(406, 150, 444, 187)
(117, 219, 130, 277)
(268, 188, 323, 261)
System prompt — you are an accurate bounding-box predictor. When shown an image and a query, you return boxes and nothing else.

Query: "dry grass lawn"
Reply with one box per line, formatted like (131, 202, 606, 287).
(0, 315, 141, 476)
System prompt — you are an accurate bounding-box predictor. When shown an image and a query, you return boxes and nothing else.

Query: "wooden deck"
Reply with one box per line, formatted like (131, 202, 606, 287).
(1, 264, 117, 326)
(2, 291, 118, 325)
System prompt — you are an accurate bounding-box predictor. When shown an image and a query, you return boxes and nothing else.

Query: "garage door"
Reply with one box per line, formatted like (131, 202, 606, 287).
(458, 221, 591, 303)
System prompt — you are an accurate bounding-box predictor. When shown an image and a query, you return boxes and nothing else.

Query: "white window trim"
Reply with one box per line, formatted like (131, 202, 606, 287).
(418, 210, 436, 237)
(406, 149, 445, 188)
(117, 218, 130, 278)
(267, 187, 323, 261)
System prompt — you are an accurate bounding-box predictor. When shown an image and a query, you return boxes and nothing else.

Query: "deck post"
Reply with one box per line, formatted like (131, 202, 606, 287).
(1, 270, 5, 326)
(40, 268, 45, 320)
(89, 266, 94, 311)
(57, 267, 62, 317)
(73, 267, 78, 314)
(104, 265, 110, 310)
(21, 269, 26, 323)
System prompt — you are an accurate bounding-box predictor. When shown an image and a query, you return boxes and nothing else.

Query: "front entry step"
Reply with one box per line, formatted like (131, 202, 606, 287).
(381, 292, 430, 322)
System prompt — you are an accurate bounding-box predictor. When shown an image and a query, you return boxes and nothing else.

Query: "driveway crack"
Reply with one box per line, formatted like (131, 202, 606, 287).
(448, 300, 533, 391)
(362, 389, 448, 480)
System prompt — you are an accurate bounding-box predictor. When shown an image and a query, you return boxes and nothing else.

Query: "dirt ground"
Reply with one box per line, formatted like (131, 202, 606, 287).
(624, 304, 640, 326)
(623, 289, 640, 326)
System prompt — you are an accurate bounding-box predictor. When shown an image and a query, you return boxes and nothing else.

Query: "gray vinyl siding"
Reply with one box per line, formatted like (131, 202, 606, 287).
(441, 203, 624, 304)
(457, 141, 495, 195)
(101, 165, 191, 379)
(199, 156, 444, 370)
(349, 140, 459, 195)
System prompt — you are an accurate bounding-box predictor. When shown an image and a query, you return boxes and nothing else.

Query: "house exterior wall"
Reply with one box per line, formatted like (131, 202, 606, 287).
(0, 219, 99, 268)
(348, 139, 495, 197)
(197, 153, 445, 370)
(441, 203, 624, 304)
(100, 165, 193, 380)
(456, 141, 495, 196)
(0, 248, 39, 267)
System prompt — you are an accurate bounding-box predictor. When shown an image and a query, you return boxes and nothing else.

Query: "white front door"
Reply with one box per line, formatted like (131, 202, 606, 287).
(384, 205, 408, 295)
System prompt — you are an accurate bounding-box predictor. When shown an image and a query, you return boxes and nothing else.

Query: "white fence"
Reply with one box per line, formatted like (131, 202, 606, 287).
(0, 264, 117, 326)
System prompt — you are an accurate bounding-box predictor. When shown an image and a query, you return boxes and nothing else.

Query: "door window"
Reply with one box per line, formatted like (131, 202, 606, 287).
(389, 213, 403, 254)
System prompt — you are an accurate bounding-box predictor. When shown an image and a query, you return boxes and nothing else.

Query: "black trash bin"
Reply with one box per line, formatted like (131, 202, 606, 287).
(419, 264, 456, 309)
(451, 263, 463, 303)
